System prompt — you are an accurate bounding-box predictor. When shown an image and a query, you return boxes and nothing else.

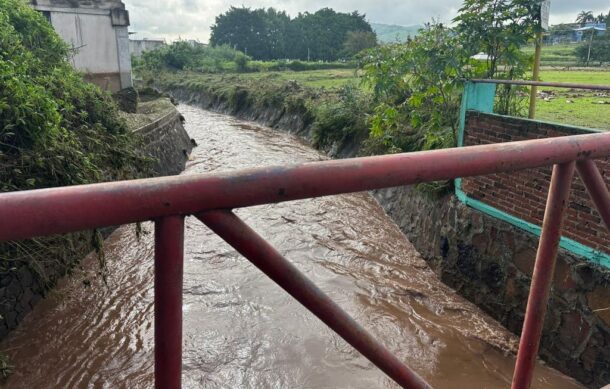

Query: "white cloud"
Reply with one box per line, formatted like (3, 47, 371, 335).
(124, 0, 609, 42)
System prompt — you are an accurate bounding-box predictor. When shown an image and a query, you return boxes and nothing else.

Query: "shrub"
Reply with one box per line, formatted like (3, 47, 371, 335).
(137, 42, 252, 73)
(575, 35, 610, 64)
(0, 0, 149, 294)
(312, 83, 372, 149)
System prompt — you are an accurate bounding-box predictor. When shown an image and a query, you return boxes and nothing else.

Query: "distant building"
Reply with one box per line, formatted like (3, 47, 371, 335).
(185, 39, 207, 48)
(574, 23, 607, 43)
(549, 22, 607, 45)
(30, 0, 132, 92)
(129, 38, 166, 57)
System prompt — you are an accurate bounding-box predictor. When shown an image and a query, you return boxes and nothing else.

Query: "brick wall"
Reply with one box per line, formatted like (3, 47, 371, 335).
(462, 111, 610, 255)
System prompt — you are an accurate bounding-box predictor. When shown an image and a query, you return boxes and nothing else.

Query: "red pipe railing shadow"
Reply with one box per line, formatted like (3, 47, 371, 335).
(1, 133, 609, 388)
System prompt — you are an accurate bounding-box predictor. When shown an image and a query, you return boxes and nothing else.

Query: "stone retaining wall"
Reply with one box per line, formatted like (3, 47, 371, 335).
(136, 107, 193, 176)
(372, 187, 610, 387)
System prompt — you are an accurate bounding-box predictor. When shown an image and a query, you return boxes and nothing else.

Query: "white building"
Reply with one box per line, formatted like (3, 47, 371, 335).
(31, 0, 132, 92)
(129, 38, 166, 57)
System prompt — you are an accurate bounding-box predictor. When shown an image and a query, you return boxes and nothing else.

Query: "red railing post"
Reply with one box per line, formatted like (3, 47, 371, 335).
(197, 210, 431, 389)
(154, 216, 185, 389)
(511, 161, 576, 389)
(576, 159, 610, 231)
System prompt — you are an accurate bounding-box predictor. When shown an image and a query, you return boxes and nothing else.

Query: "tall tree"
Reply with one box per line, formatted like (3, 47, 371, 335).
(263, 8, 290, 59)
(454, 0, 540, 78)
(342, 31, 378, 57)
(209, 7, 268, 59)
(210, 7, 375, 61)
(576, 10, 594, 26)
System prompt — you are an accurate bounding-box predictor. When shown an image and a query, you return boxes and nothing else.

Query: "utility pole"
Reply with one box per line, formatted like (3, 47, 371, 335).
(586, 29, 594, 65)
(528, 30, 542, 119)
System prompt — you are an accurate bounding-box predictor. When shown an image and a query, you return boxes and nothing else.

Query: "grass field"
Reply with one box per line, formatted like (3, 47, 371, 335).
(522, 44, 580, 67)
(535, 70, 610, 130)
(192, 67, 609, 130)
(235, 68, 358, 89)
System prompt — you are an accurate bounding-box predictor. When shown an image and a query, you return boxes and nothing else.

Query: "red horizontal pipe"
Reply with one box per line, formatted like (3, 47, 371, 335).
(154, 216, 185, 389)
(197, 210, 431, 389)
(469, 79, 610, 91)
(1, 132, 609, 242)
(511, 162, 575, 389)
(576, 159, 610, 231)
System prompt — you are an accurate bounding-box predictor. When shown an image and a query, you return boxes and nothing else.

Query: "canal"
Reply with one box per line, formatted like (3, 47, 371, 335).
(0, 105, 583, 388)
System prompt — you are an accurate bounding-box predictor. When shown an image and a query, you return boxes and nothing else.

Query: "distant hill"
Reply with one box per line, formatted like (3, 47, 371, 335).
(371, 23, 422, 43)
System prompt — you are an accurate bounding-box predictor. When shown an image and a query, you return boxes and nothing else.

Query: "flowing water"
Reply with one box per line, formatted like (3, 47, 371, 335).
(0, 105, 584, 389)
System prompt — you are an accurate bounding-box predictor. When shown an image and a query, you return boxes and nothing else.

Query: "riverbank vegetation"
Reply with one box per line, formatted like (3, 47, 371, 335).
(0, 0, 149, 304)
(139, 1, 610, 158)
(133, 41, 356, 75)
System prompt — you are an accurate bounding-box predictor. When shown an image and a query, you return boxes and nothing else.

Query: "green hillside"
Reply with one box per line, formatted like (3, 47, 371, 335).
(371, 23, 422, 43)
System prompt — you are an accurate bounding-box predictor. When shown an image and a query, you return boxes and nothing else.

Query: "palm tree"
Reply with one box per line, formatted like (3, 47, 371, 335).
(595, 13, 606, 23)
(576, 10, 594, 26)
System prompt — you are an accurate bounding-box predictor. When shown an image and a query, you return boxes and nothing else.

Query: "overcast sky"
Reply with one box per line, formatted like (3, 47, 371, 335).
(124, 0, 609, 42)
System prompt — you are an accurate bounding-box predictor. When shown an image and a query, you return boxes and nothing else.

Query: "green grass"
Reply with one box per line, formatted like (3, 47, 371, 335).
(539, 70, 610, 85)
(534, 70, 610, 130)
(536, 97, 610, 130)
(522, 44, 580, 67)
(155, 67, 610, 130)
(234, 69, 358, 89)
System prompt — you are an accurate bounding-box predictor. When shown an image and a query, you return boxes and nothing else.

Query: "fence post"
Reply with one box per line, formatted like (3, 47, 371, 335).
(576, 159, 610, 230)
(155, 216, 185, 389)
(511, 161, 575, 389)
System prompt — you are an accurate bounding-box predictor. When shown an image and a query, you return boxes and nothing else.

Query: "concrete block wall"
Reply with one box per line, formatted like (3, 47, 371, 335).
(462, 111, 610, 255)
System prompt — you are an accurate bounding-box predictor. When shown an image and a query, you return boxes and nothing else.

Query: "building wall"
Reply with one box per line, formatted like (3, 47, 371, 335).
(461, 111, 610, 256)
(51, 11, 119, 74)
(32, 1, 132, 92)
(130, 39, 166, 57)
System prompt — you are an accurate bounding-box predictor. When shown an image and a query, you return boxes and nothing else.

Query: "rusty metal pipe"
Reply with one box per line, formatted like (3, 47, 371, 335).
(469, 79, 610, 91)
(511, 162, 575, 389)
(1, 133, 609, 242)
(154, 216, 185, 389)
(197, 210, 431, 389)
(576, 159, 610, 231)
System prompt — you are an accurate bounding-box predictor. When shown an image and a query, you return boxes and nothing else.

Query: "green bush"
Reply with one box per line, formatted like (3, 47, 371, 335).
(134, 42, 356, 75)
(311, 83, 372, 149)
(575, 35, 610, 64)
(136, 42, 251, 74)
(1, 0, 147, 190)
(0, 0, 149, 291)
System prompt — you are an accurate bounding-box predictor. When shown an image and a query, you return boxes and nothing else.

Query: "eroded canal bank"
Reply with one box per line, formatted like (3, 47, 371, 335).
(0, 106, 583, 388)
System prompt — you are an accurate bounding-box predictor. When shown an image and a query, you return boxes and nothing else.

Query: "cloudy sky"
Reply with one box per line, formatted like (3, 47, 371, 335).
(124, 0, 609, 42)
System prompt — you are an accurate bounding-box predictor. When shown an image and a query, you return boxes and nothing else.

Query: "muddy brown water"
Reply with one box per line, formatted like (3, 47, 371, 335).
(1, 105, 584, 389)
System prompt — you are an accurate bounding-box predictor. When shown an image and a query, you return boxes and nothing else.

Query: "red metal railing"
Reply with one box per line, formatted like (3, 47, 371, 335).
(1, 133, 609, 388)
